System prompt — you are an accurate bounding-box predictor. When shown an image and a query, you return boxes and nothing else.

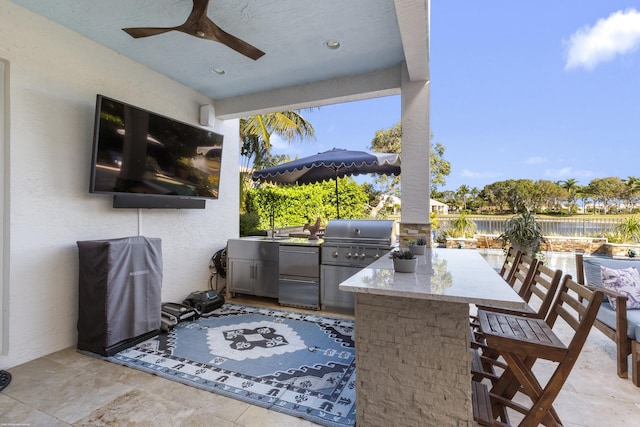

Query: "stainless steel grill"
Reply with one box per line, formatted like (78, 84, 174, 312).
(321, 219, 395, 268)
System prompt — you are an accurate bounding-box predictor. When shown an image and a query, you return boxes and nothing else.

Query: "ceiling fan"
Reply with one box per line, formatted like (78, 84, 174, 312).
(122, 0, 265, 61)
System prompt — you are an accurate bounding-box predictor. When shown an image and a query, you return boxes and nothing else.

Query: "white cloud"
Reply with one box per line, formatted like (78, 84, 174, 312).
(460, 169, 501, 179)
(525, 156, 548, 164)
(565, 8, 640, 70)
(269, 134, 290, 151)
(543, 167, 593, 180)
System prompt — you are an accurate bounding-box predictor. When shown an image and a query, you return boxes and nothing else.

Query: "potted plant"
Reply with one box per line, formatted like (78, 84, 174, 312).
(499, 210, 546, 257)
(409, 236, 428, 255)
(391, 249, 417, 273)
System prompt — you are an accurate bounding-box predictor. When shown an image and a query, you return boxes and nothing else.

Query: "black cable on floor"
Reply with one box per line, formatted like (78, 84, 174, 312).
(0, 370, 11, 392)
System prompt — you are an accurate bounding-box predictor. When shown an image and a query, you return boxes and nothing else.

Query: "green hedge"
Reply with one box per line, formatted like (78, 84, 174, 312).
(244, 178, 368, 231)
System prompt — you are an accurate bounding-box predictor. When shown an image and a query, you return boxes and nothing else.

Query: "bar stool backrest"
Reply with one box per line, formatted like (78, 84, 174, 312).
(508, 254, 538, 298)
(499, 247, 522, 283)
(520, 264, 563, 319)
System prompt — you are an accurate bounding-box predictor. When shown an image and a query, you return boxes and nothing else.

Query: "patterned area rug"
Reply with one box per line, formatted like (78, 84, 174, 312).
(108, 303, 356, 427)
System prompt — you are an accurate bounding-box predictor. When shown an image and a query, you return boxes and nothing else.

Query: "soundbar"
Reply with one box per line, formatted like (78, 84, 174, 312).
(113, 195, 206, 209)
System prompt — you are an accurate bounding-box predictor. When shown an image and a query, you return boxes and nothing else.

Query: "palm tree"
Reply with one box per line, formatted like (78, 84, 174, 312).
(240, 110, 316, 170)
(469, 187, 480, 212)
(442, 190, 458, 212)
(623, 176, 640, 213)
(456, 185, 471, 211)
(239, 110, 316, 212)
(576, 185, 592, 214)
(559, 178, 579, 213)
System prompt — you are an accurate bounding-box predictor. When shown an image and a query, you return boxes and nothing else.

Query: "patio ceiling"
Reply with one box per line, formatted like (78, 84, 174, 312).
(12, 0, 429, 118)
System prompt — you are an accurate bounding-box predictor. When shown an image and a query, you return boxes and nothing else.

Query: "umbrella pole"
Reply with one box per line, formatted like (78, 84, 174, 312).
(335, 177, 340, 219)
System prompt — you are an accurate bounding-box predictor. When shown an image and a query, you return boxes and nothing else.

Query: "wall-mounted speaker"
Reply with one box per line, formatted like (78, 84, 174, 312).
(199, 104, 215, 126)
(113, 195, 206, 209)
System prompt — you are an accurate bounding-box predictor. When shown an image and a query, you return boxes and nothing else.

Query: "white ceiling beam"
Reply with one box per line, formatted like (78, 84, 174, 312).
(395, 0, 430, 82)
(215, 66, 403, 118)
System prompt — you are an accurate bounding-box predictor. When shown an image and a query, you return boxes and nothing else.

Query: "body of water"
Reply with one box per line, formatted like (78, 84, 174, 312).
(478, 249, 577, 278)
(438, 217, 621, 237)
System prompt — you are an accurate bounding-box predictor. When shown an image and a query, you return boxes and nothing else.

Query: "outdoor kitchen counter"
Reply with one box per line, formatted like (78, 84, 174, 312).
(339, 247, 525, 307)
(276, 237, 323, 247)
(237, 236, 323, 246)
(339, 248, 527, 426)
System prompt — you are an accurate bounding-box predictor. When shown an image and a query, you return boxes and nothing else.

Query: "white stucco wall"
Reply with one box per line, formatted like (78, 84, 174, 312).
(0, 3, 240, 368)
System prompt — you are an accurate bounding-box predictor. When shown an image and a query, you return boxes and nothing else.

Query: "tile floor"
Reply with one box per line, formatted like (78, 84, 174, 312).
(1, 295, 639, 426)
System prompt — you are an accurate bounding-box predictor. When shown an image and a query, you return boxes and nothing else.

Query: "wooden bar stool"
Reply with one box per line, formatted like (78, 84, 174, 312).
(475, 275, 604, 426)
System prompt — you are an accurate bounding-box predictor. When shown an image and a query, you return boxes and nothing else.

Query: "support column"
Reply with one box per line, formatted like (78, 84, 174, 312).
(400, 62, 431, 246)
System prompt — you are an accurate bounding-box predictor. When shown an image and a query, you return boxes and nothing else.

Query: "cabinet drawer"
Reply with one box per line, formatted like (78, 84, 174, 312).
(279, 276, 320, 309)
(279, 246, 319, 277)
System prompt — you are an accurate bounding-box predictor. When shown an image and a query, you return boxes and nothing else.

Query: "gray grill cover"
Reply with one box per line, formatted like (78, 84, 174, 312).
(77, 236, 162, 356)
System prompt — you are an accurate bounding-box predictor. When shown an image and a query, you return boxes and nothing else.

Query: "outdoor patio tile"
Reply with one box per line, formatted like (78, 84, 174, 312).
(554, 387, 640, 426)
(0, 393, 72, 427)
(235, 404, 320, 427)
(75, 389, 199, 427)
(179, 411, 239, 427)
(48, 348, 144, 381)
(153, 376, 252, 423)
(45, 346, 95, 367)
(5, 356, 134, 424)
(5, 356, 81, 399)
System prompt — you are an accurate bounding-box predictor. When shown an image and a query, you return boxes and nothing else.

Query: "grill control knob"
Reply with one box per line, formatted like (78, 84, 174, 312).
(332, 251, 339, 258)
(374, 252, 381, 260)
(359, 253, 366, 260)
(353, 252, 359, 259)
(346, 252, 352, 259)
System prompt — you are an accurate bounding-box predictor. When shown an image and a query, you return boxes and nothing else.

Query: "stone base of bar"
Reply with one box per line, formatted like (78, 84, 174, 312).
(354, 293, 472, 426)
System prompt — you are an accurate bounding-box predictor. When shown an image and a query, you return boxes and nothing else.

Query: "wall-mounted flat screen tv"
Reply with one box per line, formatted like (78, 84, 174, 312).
(90, 95, 223, 204)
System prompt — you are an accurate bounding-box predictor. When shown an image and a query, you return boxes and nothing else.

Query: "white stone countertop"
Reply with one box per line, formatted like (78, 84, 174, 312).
(339, 248, 527, 308)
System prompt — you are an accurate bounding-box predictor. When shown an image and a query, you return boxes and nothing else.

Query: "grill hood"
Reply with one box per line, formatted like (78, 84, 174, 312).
(323, 219, 396, 246)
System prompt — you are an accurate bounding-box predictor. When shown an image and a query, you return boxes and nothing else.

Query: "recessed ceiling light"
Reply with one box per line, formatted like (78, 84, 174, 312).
(325, 40, 341, 50)
(196, 30, 206, 37)
(211, 67, 226, 75)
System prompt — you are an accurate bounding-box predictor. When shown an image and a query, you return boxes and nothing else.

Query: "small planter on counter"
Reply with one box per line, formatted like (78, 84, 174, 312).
(391, 249, 417, 273)
(408, 236, 428, 255)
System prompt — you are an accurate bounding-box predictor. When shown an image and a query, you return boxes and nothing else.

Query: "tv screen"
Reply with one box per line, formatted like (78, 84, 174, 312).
(90, 95, 223, 201)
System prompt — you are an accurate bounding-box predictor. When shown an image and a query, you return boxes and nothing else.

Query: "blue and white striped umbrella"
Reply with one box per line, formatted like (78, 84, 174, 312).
(252, 148, 400, 218)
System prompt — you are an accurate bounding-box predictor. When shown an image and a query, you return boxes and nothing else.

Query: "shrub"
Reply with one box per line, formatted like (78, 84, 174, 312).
(245, 178, 368, 228)
(613, 215, 640, 243)
(239, 211, 260, 236)
(446, 211, 477, 238)
(499, 211, 545, 256)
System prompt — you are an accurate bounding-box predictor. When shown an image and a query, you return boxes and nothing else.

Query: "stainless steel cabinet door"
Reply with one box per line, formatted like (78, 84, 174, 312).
(320, 265, 357, 309)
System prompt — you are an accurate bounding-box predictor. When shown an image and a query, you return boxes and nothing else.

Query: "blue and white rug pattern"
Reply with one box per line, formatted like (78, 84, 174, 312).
(109, 303, 356, 427)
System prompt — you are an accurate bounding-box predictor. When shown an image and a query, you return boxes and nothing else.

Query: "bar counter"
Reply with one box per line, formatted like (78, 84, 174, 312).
(339, 248, 526, 426)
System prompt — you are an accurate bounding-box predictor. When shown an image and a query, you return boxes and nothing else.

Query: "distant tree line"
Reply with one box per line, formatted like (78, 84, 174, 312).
(432, 177, 640, 215)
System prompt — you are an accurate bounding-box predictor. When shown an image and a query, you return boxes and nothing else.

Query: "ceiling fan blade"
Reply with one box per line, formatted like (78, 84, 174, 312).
(122, 0, 265, 60)
(123, 27, 175, 38)
(203, 20, 265, 60)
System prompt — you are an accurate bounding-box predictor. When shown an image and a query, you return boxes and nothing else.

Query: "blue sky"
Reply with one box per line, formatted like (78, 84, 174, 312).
(267, 1, 640, 192)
